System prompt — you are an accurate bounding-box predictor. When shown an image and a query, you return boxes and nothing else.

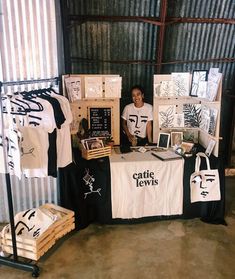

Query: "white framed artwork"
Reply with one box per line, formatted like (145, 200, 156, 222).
(85, 77, 103, 98)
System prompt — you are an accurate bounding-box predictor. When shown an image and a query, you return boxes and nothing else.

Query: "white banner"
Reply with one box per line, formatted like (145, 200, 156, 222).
(110, 153, 184, 218)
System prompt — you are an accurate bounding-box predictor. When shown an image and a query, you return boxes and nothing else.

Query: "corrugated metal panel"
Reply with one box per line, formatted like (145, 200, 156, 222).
(68, 0, 161, 17)
(0, 174, 58, 222)
(0, 0, 59, 222)
(167, 0, 235, 19)
(0, 0, 58, 82)
(163, 23, 235, 89)
(70, 21, 158, 102)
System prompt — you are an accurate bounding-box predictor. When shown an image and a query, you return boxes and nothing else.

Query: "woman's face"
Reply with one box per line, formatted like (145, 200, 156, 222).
(132, 88, 144, 107)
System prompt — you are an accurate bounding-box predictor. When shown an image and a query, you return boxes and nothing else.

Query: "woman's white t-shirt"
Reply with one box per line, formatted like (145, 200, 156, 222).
(122, 103, 153, 138)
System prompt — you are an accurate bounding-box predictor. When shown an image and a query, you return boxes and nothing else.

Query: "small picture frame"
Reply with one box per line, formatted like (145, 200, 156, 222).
(171, 132, 183, 147)
(157, 133, 170, 149)
(205, 139, 216, 157)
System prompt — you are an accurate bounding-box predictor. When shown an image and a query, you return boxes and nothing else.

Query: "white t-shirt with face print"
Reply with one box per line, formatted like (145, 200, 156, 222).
(122, 103, 153, 138)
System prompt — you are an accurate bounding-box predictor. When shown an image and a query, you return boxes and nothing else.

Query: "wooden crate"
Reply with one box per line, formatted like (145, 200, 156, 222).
(1, 204, 75, 261)
(81, 145, 111, 160)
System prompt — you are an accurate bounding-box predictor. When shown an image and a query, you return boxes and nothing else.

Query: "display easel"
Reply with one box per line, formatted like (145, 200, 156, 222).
(0, 77, 59, 277)
(153, 74, 222, 157)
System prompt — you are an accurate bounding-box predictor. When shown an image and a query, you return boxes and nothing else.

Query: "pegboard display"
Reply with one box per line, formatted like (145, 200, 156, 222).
(63, 75, 121, 145)
(153, 74, 222, 157)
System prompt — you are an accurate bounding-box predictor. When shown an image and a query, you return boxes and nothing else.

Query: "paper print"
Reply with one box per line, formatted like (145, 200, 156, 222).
(183, 104, 201, 128)
(173, 113, 185, 127)
(206, 68, 222, 101)
(154, 83, 161, 97)
(158, 105, 176, 128)
(159, 81, 173, 97)
(208, 107, 218, 136)
(64, 76, 82, 102)
(171, 72, 190, 96)
(104, 77, 122, 98)
(85, 77, 103, 98)
(190, 70, 208, 97)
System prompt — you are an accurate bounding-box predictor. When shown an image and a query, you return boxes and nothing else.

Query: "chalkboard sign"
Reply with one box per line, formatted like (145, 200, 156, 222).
(89, 107, 112, 137)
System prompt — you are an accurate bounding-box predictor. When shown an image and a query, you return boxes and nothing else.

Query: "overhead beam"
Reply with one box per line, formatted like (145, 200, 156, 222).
(70, 56, 235, 65)
(69, 15, 235, 25)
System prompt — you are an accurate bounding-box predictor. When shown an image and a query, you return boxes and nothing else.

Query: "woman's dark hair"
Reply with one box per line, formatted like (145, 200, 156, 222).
(130, 85, 145, 95)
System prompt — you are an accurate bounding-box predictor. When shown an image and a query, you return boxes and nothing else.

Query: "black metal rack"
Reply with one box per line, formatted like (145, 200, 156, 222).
(0, 77, 59, 277)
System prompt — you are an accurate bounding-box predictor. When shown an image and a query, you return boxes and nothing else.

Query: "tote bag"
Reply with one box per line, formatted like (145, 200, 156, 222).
(190, 152, 221, 203)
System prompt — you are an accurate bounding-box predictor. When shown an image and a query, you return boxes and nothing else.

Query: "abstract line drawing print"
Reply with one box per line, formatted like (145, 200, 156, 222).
(208, 107, 218, 136)
(158, 105, 176, 128)
(200, 105, 210, 132)
(159, 81, 173, 97)
(83, 169, 102, 199)
(85, 77, 103, 98)
(129, 114, 148, 136)
(173, 113, 184, 127)
(190, 70, 208, 97)
(183, 104, 201, 128)
(104, 77, 121, 98)
(171, 73, 190, 96)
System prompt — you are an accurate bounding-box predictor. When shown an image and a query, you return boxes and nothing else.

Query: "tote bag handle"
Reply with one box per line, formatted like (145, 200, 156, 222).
(195, 152, 211, 172)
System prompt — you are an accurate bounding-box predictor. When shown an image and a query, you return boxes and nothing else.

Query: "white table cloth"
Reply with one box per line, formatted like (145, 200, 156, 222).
(110, 151, 184, 219)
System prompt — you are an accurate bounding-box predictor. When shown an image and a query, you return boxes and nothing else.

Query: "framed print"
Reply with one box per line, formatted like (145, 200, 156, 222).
(190, 70, 208, 97)
(171, 132, 183, 147)
(157, 133, 170, 149)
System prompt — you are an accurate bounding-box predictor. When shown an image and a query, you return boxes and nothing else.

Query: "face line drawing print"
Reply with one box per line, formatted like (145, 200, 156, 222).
(15, 221, 35, 236)
(129, 114, 148, 129)
(191, 173, 216, 197)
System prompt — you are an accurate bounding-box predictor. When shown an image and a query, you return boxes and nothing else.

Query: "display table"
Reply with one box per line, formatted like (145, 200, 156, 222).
(59, 146, 226, 229)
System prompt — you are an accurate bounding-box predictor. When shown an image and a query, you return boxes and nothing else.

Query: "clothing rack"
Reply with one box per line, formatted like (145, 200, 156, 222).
(0, 77, 59, 278)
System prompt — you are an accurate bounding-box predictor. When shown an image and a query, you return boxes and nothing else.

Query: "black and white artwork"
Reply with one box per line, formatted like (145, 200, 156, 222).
(183, 104, 201, 128)
(158, 105, 176, 128)
(173, 113, 184, 127)
(64, 76, 82, 101)
(206, 68, 222, 101)
(159, 81, 173, 97)
(83, 168, 102, 199)
(154, 83, 161, 97)
(190, 70, 208, 97)
(208, 107, 218, 136)
(200, 105, 210, 132)
(104, 77, 121, 98)
(171, 73, 190, 96)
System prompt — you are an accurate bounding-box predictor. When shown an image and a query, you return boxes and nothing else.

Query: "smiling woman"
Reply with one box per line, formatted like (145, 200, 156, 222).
(121, 85, 153, 146)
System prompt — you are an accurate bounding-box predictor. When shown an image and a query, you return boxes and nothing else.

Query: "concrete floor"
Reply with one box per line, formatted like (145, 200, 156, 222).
(0, 177, 235, 279)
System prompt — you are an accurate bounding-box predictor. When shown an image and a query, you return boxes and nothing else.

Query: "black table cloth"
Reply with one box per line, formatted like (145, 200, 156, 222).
(59, 146, 226, 229)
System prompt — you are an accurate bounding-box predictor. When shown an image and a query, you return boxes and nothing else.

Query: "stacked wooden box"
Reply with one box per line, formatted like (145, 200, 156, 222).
(1, 204, 75, 261)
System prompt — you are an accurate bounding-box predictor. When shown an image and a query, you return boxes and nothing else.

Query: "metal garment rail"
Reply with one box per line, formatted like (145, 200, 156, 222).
(0, 77, 59, 278)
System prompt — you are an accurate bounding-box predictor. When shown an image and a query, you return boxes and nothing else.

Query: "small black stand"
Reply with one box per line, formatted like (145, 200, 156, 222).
(0, 78, 59, 277)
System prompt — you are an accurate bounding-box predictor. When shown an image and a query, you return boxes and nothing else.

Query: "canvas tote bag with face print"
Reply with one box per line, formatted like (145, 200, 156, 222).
(190, 152, 221, 203)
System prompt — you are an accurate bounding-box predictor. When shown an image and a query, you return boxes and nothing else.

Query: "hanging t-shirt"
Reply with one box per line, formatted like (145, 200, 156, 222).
(51, 93, 73, 168)
(19, 98, 57, 178)
(121, 103, 153, 138)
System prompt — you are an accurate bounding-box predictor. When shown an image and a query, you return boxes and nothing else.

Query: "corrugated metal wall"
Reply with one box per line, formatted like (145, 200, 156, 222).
(0, 0, 59, 222)
(167, 0, 234, 18)
(68, 0, 161, 16)
(64, 0, 234, 101)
